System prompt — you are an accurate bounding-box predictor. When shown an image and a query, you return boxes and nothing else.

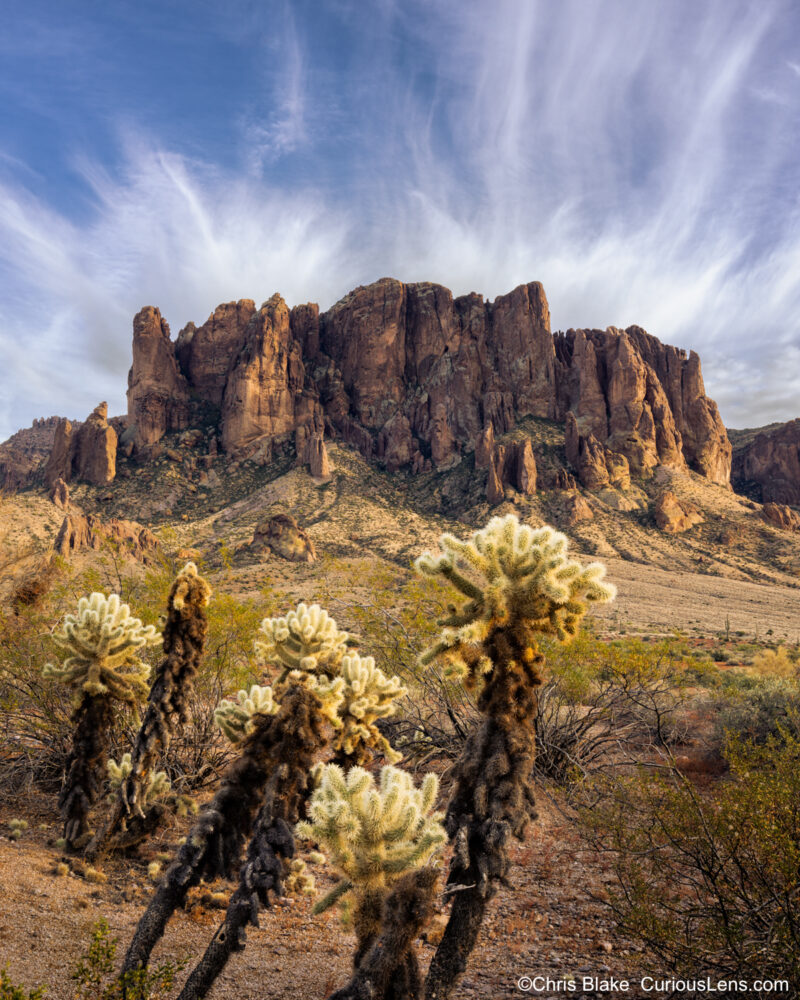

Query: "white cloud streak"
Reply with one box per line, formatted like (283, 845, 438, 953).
(0, 0, 798, 439)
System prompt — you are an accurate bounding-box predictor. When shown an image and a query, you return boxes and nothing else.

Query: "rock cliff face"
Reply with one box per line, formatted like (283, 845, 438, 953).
(555, 327, 730, 486)
(116, 277, 731, 489)
(733, 420, 800, 505)
(43, 403, 117, 487)
(0, 416, 61, 490)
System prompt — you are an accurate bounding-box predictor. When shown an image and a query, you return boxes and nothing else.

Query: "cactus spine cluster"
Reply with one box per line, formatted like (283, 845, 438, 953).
(86, 563, 211, 861)
(214, 684, 279, 743)
(300, 764, 445, 1000)
(44, 592, 161, 850)
(417, 516, 616, 1000)
(44, 593, 160, 703)
(298, 764, 444, 912)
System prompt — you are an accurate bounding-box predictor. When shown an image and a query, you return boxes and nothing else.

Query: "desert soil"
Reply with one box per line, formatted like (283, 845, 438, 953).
(0, 794, 637, 1000)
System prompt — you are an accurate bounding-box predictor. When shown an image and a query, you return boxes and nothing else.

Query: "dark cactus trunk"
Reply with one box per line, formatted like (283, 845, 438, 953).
(60, 692, 115, 850)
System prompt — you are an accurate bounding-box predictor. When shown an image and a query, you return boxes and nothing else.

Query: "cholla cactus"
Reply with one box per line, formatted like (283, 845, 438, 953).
(284, 858, 315, 896)
(107, 753, 170, 807)
(297, 764, 445, 913)
(420, 517, 616, 999)
(255, 602, 350, 680)
(214, 685, 280, 743)
(335, 653, 407, 764)
(416, 516, 616, 684)
(86, 563, 212, 861)
(43, 592, 160, 852)
(44, 592, 161, 704)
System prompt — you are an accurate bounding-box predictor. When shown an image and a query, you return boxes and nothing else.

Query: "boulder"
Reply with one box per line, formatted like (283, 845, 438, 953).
(760, 502, 800, 532)
(251, 513, 316, 563)
(653, 491, 704, 534)
(54, 512, 159, 563)
(563, 492, 594, 526)
(50, 477, 69, 509)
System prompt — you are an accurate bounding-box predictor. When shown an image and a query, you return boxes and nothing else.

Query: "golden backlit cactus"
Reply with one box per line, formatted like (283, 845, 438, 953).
(335, 653, 407, 764)
(415, 515, 616, 686)
(255, 602, 349, 680)
(214, 685, 279, 743)
(418, 517, 616, 998)
(297, 763, 445, 914)
(44, 592, 161, 704)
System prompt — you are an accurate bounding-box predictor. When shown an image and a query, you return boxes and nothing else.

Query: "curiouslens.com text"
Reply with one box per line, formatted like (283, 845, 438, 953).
(516, 975, 790, 994)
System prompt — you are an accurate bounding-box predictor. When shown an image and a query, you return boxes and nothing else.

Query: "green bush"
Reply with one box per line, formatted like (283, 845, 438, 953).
(584, 732, 800, 993)
(713, 677, 800, 747)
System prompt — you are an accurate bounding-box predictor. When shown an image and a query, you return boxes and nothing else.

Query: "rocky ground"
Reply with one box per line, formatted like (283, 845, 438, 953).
(0, 793, 640, 1000)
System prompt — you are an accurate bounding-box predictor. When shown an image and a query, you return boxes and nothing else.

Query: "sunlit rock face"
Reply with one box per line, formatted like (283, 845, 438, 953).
(119, 277, 731, 487)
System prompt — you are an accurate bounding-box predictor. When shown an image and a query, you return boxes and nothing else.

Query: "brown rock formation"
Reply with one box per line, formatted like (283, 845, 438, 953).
(50, 478, 69, 509)
(556, 326, 731, 486)
(653, 492, 704, 534)
(250, 513, 316, 563)
(176, 300, 256, 405)
(760, 502, 800, 532)
(54, 512, 159, 563)
(115, 276, 731, 494)
(127, 307, 191, 448)
(0, 416, 61, 491)
(43, 404, 117, 487)
(486, 456, 505, 505)
(220, 295, 308, 453)
(733, 419, 800, 505)
(563, 493, 594, 526)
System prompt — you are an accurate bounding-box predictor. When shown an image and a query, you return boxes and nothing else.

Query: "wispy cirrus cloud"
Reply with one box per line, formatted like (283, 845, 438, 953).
(0, 0, 798, 439)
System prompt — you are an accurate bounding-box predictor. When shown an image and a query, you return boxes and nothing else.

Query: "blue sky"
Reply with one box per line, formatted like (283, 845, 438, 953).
(1, 0, 799, 439)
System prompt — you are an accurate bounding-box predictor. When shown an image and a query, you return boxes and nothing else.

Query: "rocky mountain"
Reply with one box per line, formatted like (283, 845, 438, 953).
(123, 277, 732, 491)
(732, 419, 800, 505)
(4, 276, 793, 514)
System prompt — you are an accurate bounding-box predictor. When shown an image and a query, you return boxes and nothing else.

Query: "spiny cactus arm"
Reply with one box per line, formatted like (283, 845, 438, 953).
(123, 683, 329, 983)
(170, 681, 330, 1000)
(256, 603, 350, 676)
(312, 878, 354, 915)
(214, 685, 279, 743)
(85, 564, 211, 864)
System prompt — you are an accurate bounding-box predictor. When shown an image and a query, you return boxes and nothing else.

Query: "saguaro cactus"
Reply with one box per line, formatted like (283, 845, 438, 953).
(86, 562, 211, 860)
(299, 764, 446, 1000)
(415, 516, 616, 999)
(44, 593, 161, 849)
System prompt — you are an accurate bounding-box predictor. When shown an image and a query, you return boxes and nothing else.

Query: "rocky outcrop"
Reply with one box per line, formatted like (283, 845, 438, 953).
(760, 502, 800, 532)
(556, 327, 731, 487)
(54, 512, 159, 563)
(481, 430, 538, 505)
(0, 416, 61, 491)
(250, 513, 316, 563)
(653, 492, 704, 534)
(118, 277, 731, 492)
(127, 307, 191, 448)
(733, 420, 800, 505)
(50, 478, 69, 509)
(43, 403, 117, 487)
(219, 295, 310, 453)
(563, 492, 594, 526)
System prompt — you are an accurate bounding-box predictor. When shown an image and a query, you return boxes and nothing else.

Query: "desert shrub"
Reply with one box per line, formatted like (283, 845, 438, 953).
(583, 732, 800, 994)
(751, 645, 798, 678)
(712, 676, 800, 748)
(534, 634, 688, 787)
